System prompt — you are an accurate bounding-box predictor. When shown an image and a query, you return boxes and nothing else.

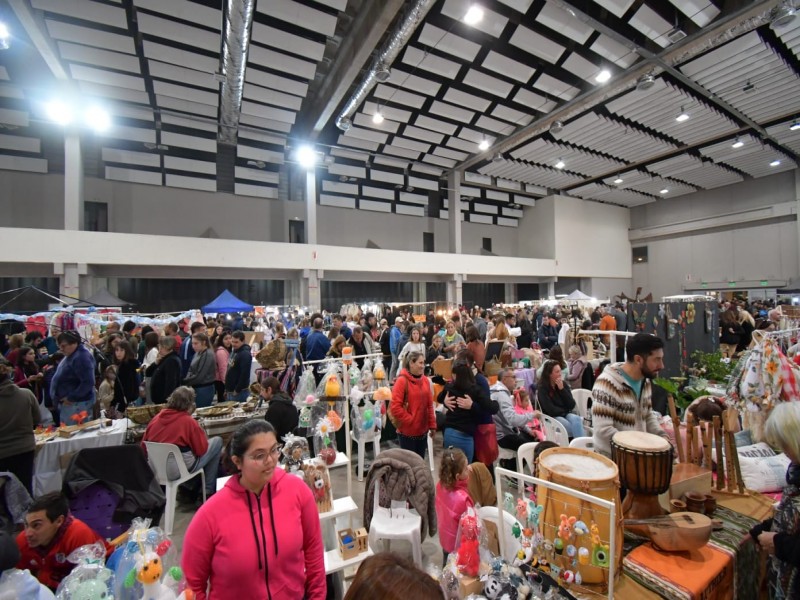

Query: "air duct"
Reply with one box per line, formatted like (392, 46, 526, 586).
(335, 0, 436, 131)
(218, 0, 255, 145)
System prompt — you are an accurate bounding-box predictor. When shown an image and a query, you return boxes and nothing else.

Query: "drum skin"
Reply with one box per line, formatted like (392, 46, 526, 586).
(612, 431, 673, 495)
(537, 447, 623, 586)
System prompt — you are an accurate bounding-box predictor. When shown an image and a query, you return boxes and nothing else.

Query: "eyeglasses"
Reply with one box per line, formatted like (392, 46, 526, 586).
(245, 445, 283, 463)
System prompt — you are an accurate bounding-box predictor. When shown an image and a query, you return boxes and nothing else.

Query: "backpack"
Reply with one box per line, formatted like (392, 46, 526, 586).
(580, 362, 595, 391)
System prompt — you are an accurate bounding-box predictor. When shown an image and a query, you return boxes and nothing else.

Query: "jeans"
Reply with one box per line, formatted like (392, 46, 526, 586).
(191, 436, 223, 495)
(59, 400, 95, 426)
(193, 384, 215, 408)
(389, 354, 400, 381)
(227, 389, 249, 403)
(398, 433, 428, 460)
(556, 413, 585, 438)
(443, 428, 474, 463)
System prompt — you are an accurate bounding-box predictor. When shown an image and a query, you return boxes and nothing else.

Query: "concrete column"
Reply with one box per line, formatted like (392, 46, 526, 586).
(504, 282, 517, 304)
(447, 170, 462, 254)
(795, 170, 800, 274)
(55, 263, 86, 304)
(546, 281, 555, 298)
(306, 170, 317, 245)
(446, 274, 463, 307)
(64, 133, 83, 231)
(285, 277, 302, 307)
(303, 269, 322, 312)
(413, 281, 427, 304)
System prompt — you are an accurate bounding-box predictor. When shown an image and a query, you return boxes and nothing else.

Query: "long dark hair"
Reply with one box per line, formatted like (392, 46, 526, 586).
(451, 361, 475, 392)
(16, 345, 37, 374)
(540, 359, 560, 390)
(344, 552, 444, 600)
(223, 420, 276, 473)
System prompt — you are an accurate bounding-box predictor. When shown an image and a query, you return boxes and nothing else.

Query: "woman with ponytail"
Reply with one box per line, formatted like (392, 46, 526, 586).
(182, 420, 325, 600)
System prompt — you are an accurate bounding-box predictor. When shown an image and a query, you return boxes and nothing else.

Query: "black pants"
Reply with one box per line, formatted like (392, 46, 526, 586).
(398, 433, 428, 460)
(214, 381, 225, 403)
(0, 450, 35, 494)
(498, 431, 537, 471)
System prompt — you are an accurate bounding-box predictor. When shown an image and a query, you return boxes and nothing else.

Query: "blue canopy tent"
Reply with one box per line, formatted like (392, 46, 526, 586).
(201, 289, 254, 313)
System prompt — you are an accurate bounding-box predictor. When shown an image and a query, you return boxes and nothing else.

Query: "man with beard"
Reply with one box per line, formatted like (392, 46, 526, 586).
(591, 333, 668, 458)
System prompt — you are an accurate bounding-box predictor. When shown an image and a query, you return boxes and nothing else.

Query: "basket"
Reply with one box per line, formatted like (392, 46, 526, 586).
(431, 357, 453, 379)
(484, 356, 503, 377)
(126, 404, 165, 425)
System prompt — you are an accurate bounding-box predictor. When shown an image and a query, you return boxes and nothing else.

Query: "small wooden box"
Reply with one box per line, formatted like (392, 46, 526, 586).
(355, 527, 368, 553)
(338, 529, 359, 560)
(458, 575, 483, 597)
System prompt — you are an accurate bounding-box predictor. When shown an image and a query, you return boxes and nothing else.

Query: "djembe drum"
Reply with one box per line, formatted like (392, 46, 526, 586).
(611, 431, 673, 520)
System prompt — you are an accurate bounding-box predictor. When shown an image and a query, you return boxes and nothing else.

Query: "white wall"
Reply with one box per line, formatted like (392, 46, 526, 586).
(517, 196, 555, 259)
(630, 170, 799, 299)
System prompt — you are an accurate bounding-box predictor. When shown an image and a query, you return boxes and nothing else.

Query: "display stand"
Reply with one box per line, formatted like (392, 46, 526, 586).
(579, 329, 637, 362)
(495, 466, 617, 599)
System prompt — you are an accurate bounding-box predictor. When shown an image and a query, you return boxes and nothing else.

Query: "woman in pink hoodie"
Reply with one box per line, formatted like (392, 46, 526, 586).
(182, 420, 325, 600)
(434, 447, 473, 565)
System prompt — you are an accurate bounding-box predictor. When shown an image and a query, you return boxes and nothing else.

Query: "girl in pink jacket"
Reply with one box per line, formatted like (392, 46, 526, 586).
(435, 447, 473, 564)
(182, 420, 325, 600)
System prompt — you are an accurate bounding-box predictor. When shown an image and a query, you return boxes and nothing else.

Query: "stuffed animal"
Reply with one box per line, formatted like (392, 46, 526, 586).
(456, 513, 481, 578)
(573, 520, 589, 536)
(483, 573, 518, 600)
(57, 567, 114, 600)
(515, 499, 528, 523)
(558, 514, 576, 540)
(301, 463, 332, 512)
(124, 551, 193, 600)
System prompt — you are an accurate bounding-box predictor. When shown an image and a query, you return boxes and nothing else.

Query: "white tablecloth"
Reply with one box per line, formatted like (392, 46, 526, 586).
(33, 420, 130, 496)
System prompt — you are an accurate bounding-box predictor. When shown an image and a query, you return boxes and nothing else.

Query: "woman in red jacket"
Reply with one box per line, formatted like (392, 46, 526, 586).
(182, 420, 325, 600)
(389, 351, 436, 460)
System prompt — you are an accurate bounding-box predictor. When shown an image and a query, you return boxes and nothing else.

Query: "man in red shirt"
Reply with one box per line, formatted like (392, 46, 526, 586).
(16, 492, 107, 590)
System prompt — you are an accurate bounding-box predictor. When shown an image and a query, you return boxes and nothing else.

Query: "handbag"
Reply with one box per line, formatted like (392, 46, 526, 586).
(473, 422, 499, 465)
(387, 377, 407, 430)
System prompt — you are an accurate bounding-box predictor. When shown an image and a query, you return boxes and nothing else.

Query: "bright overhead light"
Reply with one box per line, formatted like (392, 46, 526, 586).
(84, 106, 110, 133)
(770, 4, 796, 29)
(675, 107, 690, 122)
(595, 69, 611, 83)
(295, 145, 317, 169)
(372, 110, 384, 125)
(46, 100, 73, 126)
(770, 159, 781, 167)
(0, 22, 9, 50)
(731, 138, 744, 149)
(554, 158, 565, 169)
(478, 139, 490, 151)
(660, 188, 669, 194)
(464, 4, 484, 25)
(614, 177, 623, 184)
(790, 121, 800, 131)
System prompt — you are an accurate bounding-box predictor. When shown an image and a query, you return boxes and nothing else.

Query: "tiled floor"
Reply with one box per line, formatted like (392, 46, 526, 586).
(168, 433, 449, 576)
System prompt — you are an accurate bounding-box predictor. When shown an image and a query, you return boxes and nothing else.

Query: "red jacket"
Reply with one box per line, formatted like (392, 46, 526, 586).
(16, 516, 105, 590)
(142, 408, 208, 457)
(182, 469, 325, 600)
(389, 370, 436, 437)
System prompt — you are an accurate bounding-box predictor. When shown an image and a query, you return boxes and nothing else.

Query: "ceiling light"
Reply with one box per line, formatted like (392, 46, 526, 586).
(614, 177, 624, 184)
(295, 145, 317, 169)
(550, 120, 563, 134)
(790, 121, 800, 131)
(374, 62, 391, 83)
(770, 159, 782, 167)
(84, 106, 110, 133)
(595, 69, 611, 84)
(372, 109, 384, 124)
(554, 158, 565, 169)
(337, 117, 352, 131)
(675, 107, 690, 122)
(46, 100, 73, 126)
(492, 152, 504, 163)
(770, 3, 797, 28)
(636, 73, 656, 91)
(478, 139, 490, 151)
(0, 22, 9, 50)
(731, 138, 744, 149)
(660, 189, 669, 194)
(464, 4, 484, 25)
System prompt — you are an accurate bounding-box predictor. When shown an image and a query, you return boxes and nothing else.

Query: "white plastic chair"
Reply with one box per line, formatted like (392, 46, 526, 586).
(572, 389, 592, 421)
(144, 442, 206, 535)
(367, 483, 423, 566)
(540, 415, 570, 447)
(516, 441, 539, 477)
(477, 506, 523, 562)
(569, 436, 594, 450)
(351, 430, 381, 482)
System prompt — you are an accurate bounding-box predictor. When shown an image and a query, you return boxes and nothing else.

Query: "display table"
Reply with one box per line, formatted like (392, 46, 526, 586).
(197, 407, 267, 442)
(33, 419, 130, 496)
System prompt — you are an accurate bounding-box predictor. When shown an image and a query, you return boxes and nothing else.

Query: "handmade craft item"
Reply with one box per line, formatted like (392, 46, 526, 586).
(301, 462, 332, 512)
(55, 542, 115, 600)
(622, 512, 712, 552)
(612, 431, 673, 520)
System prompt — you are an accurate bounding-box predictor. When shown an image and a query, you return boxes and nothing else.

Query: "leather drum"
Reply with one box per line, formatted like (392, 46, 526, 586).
(537, 447, 623, 586)
(612, 431, 673, 521)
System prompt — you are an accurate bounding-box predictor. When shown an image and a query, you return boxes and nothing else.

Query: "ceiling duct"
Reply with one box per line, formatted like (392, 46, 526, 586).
(335, 0, 436, 131)
(636, 73, 656, 91)
(218, 0, 256, 145)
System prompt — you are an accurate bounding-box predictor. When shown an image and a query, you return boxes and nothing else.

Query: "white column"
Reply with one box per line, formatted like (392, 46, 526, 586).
(504, 282, 517, 304)
(55, 263, 86, 304)
(306, 170, 317, 245)
(447, 170, 462, 254)
(303, 269, 322, 312)
(446, 274, 463, 307)
(546, 281, 555, 298)
(64, 132, 83, 231)
(795, 169, 800, 275)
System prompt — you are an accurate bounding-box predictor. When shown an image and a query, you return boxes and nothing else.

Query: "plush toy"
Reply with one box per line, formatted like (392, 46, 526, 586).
(301, 463, 332, 512)
(55, 542, 114, 600)
(526, 501, 542, 529)
(572, 520, 589, 536)
(483, 573, 518, 600)
(512, 543, 533, 567)
(503, 493, 514, 514)
(515, 499, 528, 524)
(456, 513, 481, 578)
(124, 551, 193, 600)
(589, 522, 610, 568)
(558, 514, 576, 540)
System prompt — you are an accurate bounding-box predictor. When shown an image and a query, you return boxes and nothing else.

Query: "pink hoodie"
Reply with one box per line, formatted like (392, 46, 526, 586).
(435, 478, 474, 553)
(182, 468, 325, 600)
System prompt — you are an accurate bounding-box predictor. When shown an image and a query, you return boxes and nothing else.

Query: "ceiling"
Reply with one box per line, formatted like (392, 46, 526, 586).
(0, 0, 799, 229)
